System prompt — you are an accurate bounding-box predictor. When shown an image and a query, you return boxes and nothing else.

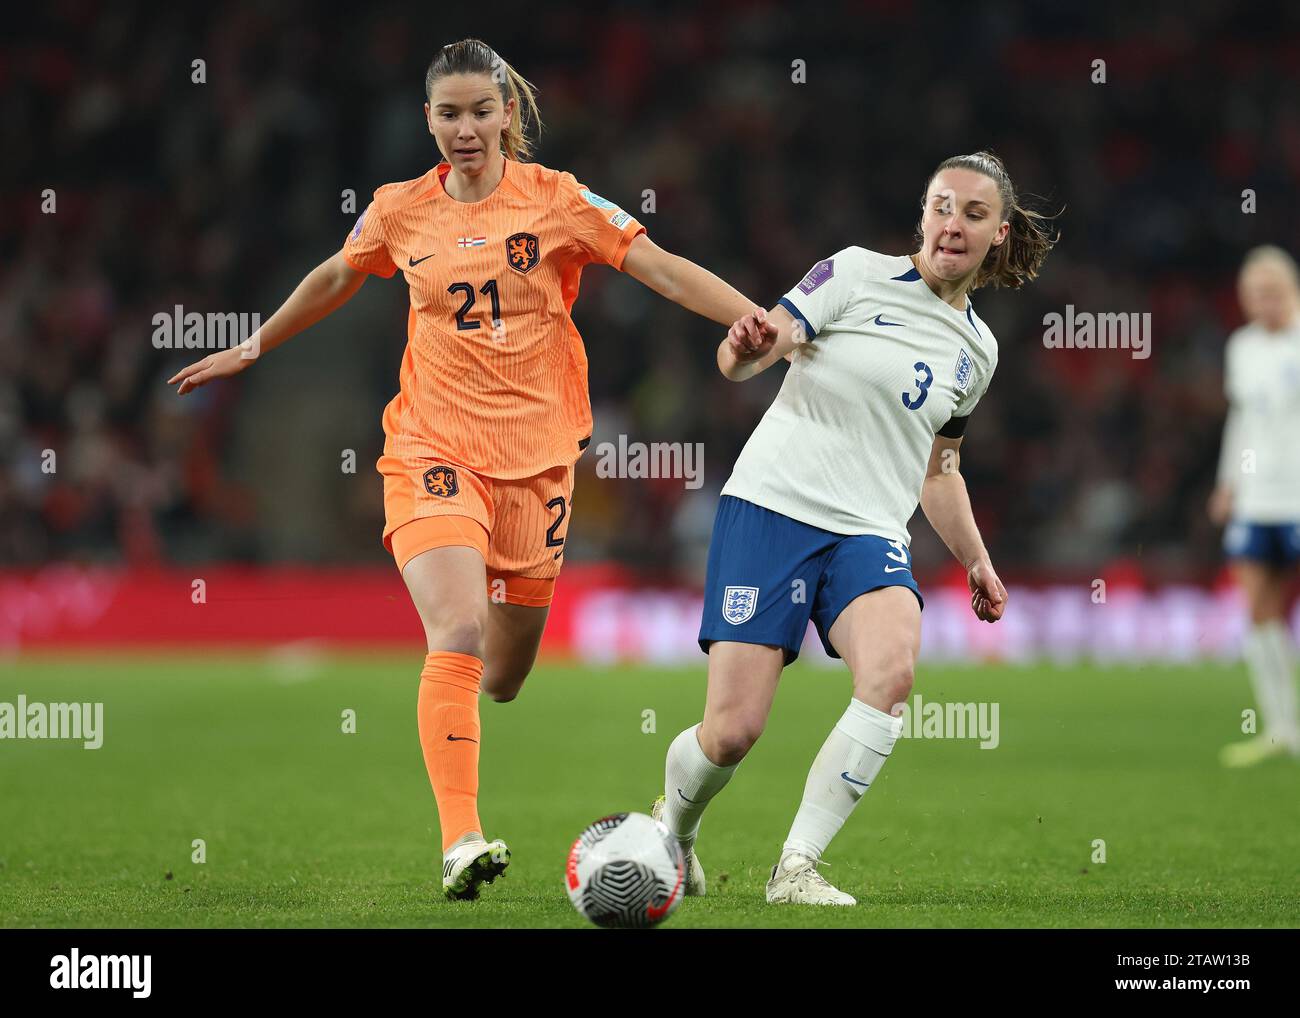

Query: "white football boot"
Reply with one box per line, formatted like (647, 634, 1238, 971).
(651, 795, 706, 896)
(442, 834, 511, 901)
(1219, 730, 1300, 768)
(765, 851, 856, 906)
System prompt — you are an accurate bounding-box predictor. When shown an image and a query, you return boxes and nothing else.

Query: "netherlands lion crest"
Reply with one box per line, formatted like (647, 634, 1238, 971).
(506, 232, 539, 274)
(722, 585, 759, 625)
(423, 465, 459, 498)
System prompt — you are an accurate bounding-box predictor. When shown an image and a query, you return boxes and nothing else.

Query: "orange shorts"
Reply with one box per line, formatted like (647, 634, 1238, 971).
(378, 454, 575, 607)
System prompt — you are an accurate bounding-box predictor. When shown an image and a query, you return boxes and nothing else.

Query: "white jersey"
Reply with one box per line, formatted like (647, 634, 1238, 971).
(721, 247, 999, 544)
(1216, 316, 1300, 522)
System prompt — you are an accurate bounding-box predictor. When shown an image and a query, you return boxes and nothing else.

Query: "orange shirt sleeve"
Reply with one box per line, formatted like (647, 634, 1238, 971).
(342, 198, 398, 278)
(557, 173, 646, 270)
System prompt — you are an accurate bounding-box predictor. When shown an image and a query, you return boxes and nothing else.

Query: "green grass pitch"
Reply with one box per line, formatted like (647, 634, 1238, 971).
(2, 653, 1297, 928)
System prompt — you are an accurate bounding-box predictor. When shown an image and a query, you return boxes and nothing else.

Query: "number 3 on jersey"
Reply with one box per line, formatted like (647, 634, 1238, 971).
(901, 361, 933, 410)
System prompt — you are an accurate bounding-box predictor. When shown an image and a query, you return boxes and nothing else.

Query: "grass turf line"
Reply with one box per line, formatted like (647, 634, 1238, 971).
(1, 655, 1297, 928)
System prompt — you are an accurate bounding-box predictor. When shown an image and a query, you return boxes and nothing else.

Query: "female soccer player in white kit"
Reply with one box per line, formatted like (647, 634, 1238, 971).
(653, 151, 1057, 905)
(1208, 246, 1300, 767)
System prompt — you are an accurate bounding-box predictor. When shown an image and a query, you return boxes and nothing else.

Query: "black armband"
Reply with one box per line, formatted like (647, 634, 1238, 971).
(937, 414, 970, 439)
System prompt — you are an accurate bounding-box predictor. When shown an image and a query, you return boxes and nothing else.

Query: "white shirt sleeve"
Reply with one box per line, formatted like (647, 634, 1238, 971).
(952, 349, 997, 420)
(777, 247, 863, 341)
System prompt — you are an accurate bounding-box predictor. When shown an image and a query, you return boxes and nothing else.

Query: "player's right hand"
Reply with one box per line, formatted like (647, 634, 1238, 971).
(727, 307, 779, 362)
(168, 342, 258, 395)
(1206, 485, 1233, 527)
(968, 557, 1007, 623)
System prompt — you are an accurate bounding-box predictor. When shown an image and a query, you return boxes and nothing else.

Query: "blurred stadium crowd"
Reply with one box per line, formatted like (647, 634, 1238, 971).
(3, 1, 1299, 580)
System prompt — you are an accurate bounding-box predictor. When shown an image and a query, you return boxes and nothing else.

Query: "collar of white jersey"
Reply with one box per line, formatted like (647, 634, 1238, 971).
(890, 256, 983, 340)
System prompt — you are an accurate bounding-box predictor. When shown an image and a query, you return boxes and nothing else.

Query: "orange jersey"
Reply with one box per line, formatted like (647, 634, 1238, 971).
(343, 159, 646, 479)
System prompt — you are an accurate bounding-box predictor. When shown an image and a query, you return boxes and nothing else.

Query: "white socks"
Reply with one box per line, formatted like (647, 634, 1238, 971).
(782, 698, 903, 861)
(662, 724, 737, 851)
(1244, 621, 1300, 743)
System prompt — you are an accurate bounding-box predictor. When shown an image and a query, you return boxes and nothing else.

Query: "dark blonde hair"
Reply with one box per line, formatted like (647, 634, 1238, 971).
(425, 39, 542, 161)
(918, 150, 1059, 290)
(1240, 245, 1300, 287)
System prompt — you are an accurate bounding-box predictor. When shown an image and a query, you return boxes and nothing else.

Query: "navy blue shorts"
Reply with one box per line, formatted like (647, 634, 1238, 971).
(698, 495, 924, 665)
(1223, 520, 1300, 567)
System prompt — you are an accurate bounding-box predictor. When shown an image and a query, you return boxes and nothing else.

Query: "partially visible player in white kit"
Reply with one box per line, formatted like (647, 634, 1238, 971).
(652, 151, 1057, 905)
(1208, 246, 1300, 767)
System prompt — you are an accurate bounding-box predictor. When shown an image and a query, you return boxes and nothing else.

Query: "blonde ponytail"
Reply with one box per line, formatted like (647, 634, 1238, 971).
(498, 61, 541, 160)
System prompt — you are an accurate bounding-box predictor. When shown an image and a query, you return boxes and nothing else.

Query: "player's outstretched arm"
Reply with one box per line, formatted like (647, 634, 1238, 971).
(717, 305, 797, 381)
(168, 250, 367, 395)
(920, 435, 1007, 623)
(620, 233, 763, 329)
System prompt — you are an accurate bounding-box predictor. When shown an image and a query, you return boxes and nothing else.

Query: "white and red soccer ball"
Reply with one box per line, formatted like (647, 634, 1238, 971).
(565, 812, 685, 928)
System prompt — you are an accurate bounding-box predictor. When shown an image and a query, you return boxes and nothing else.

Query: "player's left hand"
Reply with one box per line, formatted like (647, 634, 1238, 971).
(967, 557, 1007, 623)
(726, 307, 779, 361)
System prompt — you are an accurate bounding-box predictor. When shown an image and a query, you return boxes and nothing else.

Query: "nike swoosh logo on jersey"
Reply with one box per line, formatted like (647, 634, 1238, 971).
(840, 771, 871, 788)
(446, 734, 478, 743)
(883, 565, 911, 573)
(677, 788, 699, 804)
(872, 313, 905, 327)
(409, 254, 434, 266)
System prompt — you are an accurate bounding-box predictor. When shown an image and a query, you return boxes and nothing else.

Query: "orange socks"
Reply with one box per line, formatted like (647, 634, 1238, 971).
(417, 651, 484, 851)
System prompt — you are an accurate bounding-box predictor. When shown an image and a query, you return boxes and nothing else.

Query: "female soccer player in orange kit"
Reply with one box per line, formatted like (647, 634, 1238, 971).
(169, 38, 772, 900)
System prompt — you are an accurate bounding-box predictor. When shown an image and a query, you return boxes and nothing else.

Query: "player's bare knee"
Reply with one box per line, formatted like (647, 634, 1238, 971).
(427, 616, 486, 658)
(1249, 597, 1287, 626)
(706, 736, 753, 767)
(703, 717, 763, 765)
(483, 686, 518, 703)
(854, 648, 915, 708)
(481, 670, 527, 702)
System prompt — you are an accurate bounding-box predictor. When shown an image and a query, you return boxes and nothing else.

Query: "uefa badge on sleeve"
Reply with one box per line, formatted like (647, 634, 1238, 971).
(797, 259, 834, 295)
(722, 585, 759, 625)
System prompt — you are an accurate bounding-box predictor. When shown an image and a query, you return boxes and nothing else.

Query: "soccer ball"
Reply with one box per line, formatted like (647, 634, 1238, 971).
(565, 812, 686, 928)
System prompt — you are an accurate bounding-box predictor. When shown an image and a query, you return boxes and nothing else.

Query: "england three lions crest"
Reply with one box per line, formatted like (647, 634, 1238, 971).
(954, 348, 974, 394)
(723, 585, 759, 625)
